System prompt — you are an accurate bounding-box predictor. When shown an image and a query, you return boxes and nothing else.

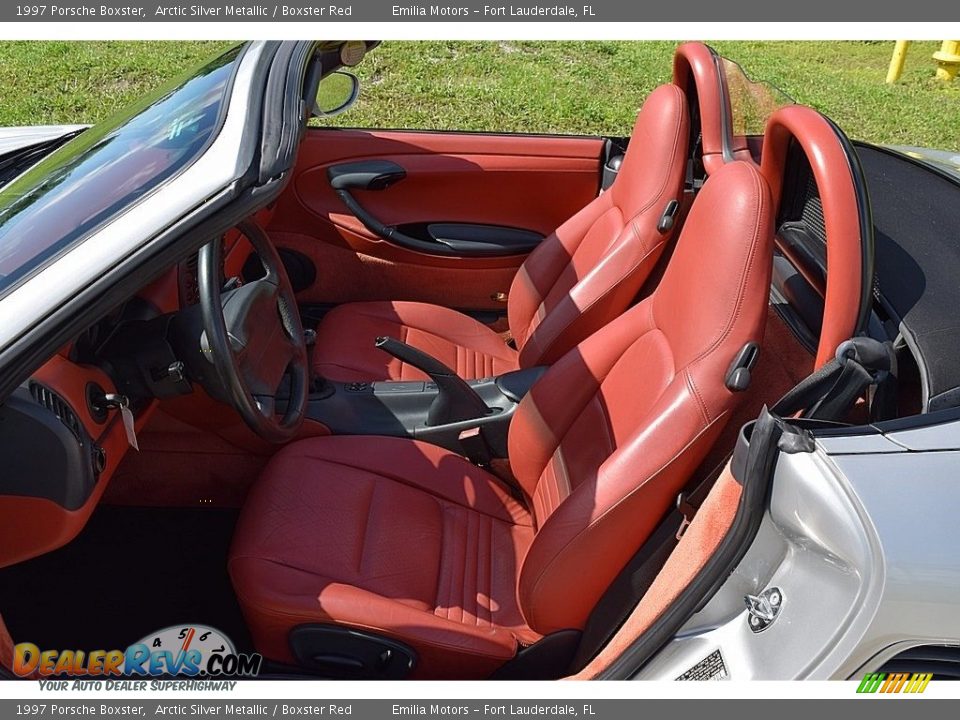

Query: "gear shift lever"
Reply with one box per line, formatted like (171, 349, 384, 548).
(375, 336, 491, 426)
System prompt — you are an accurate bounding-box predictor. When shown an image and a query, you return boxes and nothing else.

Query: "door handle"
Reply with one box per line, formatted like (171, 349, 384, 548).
(328, 160, 459, 254)
(327, 159, 541, 257)
(328, 159, 407, 191)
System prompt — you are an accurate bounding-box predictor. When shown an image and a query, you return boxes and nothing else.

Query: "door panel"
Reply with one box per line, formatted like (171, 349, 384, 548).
(268, 128, 604, 311)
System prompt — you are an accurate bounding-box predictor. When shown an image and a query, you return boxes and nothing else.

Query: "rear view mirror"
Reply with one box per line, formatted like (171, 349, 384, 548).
(314, 70, 360, 118)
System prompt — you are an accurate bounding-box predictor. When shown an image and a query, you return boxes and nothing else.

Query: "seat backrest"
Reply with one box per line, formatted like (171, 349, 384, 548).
(508, 160, 774, 635)
(507, 84, 689, 369)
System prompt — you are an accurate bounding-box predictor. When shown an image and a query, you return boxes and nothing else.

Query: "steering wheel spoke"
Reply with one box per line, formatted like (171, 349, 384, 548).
(198, 222, 309, 443)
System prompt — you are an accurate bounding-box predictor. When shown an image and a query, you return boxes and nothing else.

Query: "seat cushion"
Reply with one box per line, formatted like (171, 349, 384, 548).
(228, 435, 539, 679)
(313, 301, 519, 382)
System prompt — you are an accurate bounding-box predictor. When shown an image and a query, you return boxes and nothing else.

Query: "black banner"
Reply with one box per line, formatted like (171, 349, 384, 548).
(1, 0, 952, 22)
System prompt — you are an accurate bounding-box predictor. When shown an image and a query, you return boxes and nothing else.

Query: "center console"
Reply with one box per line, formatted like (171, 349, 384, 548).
(303, 336, 547, 461)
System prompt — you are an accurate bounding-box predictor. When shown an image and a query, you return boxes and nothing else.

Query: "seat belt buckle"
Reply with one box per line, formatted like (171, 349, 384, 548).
(676, 493, 696, 541)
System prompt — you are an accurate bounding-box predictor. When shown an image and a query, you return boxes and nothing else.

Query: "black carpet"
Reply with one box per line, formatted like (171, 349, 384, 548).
(0, 506, 253, 653)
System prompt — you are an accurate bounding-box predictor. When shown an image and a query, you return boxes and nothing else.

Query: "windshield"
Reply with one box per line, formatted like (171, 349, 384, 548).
(718, 55, 795, 152)
(0, 45, 242, 298)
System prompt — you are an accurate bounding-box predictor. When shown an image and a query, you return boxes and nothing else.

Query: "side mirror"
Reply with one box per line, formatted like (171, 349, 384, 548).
(314, 70, 360, 118)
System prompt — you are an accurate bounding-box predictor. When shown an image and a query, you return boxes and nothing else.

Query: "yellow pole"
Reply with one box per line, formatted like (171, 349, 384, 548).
(886, 40, 910, 84)
(933, 40, 960, 81)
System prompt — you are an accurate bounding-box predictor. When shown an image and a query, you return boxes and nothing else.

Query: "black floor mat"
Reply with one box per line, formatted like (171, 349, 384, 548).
(0, 506, 252, 653)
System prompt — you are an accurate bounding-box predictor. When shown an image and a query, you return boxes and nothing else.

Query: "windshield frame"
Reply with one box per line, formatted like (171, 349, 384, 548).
(0, 43, 246, 302)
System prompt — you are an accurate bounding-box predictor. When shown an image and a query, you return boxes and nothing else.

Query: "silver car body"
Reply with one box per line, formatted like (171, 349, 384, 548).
(637, 416, 960, 679)
(0, 125, 87, 154)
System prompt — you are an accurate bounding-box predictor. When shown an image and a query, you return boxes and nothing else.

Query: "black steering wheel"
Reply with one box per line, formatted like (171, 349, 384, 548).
(198, 221, 309, 443)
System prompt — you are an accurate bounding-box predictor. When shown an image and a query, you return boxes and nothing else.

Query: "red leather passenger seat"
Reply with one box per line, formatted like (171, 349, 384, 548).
(229, 160, 774, 678)
(312, 84, 690, 382)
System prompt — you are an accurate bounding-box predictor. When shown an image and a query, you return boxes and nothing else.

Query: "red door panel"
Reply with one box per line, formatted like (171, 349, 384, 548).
(268, 128, 604, 311)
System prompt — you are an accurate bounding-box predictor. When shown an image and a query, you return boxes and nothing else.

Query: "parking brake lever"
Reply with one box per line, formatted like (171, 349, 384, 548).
(375, 336, 491, 426)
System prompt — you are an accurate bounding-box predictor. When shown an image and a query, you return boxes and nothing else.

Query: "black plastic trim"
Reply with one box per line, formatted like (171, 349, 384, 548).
(311, 125, 606, 142)
(85, 382, 109, 424)
(375, 335, 491, 426)
(335, 187, 540, 258)
(824, 117, 876, 340)
(710, 46, 737, 165)
(424, 223, 543, 255)
(0, 386, 98, 510)
(495, 366, 548, 403)
(856, 141, 960, 192)
(769, 286, 820, 357)
(489, 630, 582, 680)
(877, 645, 960, 680)
(288, 624, 416, 680)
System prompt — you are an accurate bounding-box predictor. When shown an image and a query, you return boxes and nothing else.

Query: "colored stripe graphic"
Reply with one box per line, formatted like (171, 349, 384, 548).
(857, 672, 932, 694)
(857, 673, 885, 693)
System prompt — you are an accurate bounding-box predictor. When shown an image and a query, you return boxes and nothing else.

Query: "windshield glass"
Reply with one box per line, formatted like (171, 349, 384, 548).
(0, 45, 242, 298)
(718, 55, 795, 149)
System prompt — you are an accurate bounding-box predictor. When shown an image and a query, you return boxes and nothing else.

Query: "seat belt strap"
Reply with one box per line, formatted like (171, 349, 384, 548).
(772, 337, 894, 421)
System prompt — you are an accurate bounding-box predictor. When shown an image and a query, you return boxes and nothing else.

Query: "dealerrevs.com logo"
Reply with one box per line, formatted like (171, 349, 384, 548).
(13, 625, 262, 680)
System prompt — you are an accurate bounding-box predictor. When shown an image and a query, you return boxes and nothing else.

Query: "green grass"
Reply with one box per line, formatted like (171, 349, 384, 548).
(0, 41, 233, 127)
(0, 40, 956, 148)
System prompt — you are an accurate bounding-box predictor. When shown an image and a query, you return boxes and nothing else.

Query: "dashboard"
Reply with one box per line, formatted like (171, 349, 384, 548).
(0, 209, 272, 570)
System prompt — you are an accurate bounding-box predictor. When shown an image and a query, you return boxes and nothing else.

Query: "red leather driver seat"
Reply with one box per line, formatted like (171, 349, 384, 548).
(229, 160, 774, 679)
(312, 84, 690, 382)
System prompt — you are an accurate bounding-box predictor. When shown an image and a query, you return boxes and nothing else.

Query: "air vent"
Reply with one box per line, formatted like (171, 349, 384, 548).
(28, 382, 83, 442)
